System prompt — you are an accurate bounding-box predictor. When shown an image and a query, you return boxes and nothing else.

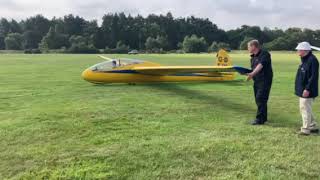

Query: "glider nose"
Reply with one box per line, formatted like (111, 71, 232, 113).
(82, 69, 92, 81)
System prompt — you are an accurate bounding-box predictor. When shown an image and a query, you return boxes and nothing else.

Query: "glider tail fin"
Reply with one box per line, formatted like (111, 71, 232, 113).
(216, 49, 236, 79)
(216, 49, 232, 67)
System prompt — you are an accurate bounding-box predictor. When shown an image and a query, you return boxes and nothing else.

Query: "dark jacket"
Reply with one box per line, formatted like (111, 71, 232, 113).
(295, 52, 319, 98)
(251, 49, 273, 86)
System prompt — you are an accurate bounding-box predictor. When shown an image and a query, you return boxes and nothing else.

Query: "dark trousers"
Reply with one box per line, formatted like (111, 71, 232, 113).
(254, 81, 272, 122)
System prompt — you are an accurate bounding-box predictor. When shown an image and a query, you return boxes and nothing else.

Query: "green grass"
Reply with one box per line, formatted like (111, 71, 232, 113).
(1, 52, 320, 179)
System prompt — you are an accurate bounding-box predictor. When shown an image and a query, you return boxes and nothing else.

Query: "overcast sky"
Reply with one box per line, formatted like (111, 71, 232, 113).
(0, 0, 319, 30)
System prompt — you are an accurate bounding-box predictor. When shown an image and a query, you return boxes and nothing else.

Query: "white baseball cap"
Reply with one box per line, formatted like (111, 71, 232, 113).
(296, 42, 312, 51)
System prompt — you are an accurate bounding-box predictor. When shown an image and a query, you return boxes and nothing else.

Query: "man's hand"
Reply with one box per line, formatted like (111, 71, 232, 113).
(303, 90, 310, 98)
(246, 63, 263, 81)
(246, 73, 254, 81)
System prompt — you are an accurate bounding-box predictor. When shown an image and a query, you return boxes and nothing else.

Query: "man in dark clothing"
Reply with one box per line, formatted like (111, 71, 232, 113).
(295, 42, 319, 135)
(246, 40, 273, 125)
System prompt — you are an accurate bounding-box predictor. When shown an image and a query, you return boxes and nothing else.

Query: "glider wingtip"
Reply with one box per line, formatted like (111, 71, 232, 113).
(98, 55, 113, 61)
(311, 46, 320, 51)
(233, 66, 252, 74)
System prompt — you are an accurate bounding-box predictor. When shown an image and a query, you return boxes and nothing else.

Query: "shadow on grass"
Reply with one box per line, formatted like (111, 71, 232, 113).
(93, 81, 299, 128)
(145, 83, 299, 128)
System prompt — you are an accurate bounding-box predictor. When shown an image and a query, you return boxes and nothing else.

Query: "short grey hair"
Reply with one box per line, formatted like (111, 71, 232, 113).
(248, 40, 261, 48)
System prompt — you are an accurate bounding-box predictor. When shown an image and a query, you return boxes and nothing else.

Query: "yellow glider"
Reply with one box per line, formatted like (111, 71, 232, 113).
(82, 49, 252, 84)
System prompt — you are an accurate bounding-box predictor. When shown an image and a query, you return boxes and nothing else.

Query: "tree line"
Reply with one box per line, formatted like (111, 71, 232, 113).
(0, 13, 319, 53)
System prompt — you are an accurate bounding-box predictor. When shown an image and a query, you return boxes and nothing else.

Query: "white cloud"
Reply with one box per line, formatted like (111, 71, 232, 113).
(0, 0, 319, 30)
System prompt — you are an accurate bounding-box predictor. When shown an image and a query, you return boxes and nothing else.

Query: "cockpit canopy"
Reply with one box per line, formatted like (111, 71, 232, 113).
(90, 58, 144, 72)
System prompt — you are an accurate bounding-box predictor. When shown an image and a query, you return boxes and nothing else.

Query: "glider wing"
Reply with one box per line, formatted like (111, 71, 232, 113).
(131, 66, 251, 75)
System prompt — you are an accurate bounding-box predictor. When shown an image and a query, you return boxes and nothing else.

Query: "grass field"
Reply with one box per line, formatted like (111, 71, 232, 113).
(1, 52, 320, 179)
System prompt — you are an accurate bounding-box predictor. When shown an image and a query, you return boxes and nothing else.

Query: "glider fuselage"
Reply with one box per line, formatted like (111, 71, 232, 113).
(82, 67, 236, 84)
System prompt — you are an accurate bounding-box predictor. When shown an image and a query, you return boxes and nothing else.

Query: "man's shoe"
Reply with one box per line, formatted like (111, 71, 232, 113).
(310, 129, 319, 133)
(251, 120, 264, 125)
(298, 131, 310, 136)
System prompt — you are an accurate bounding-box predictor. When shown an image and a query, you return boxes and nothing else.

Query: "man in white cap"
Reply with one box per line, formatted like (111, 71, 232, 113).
(295, 42, 319, 135)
